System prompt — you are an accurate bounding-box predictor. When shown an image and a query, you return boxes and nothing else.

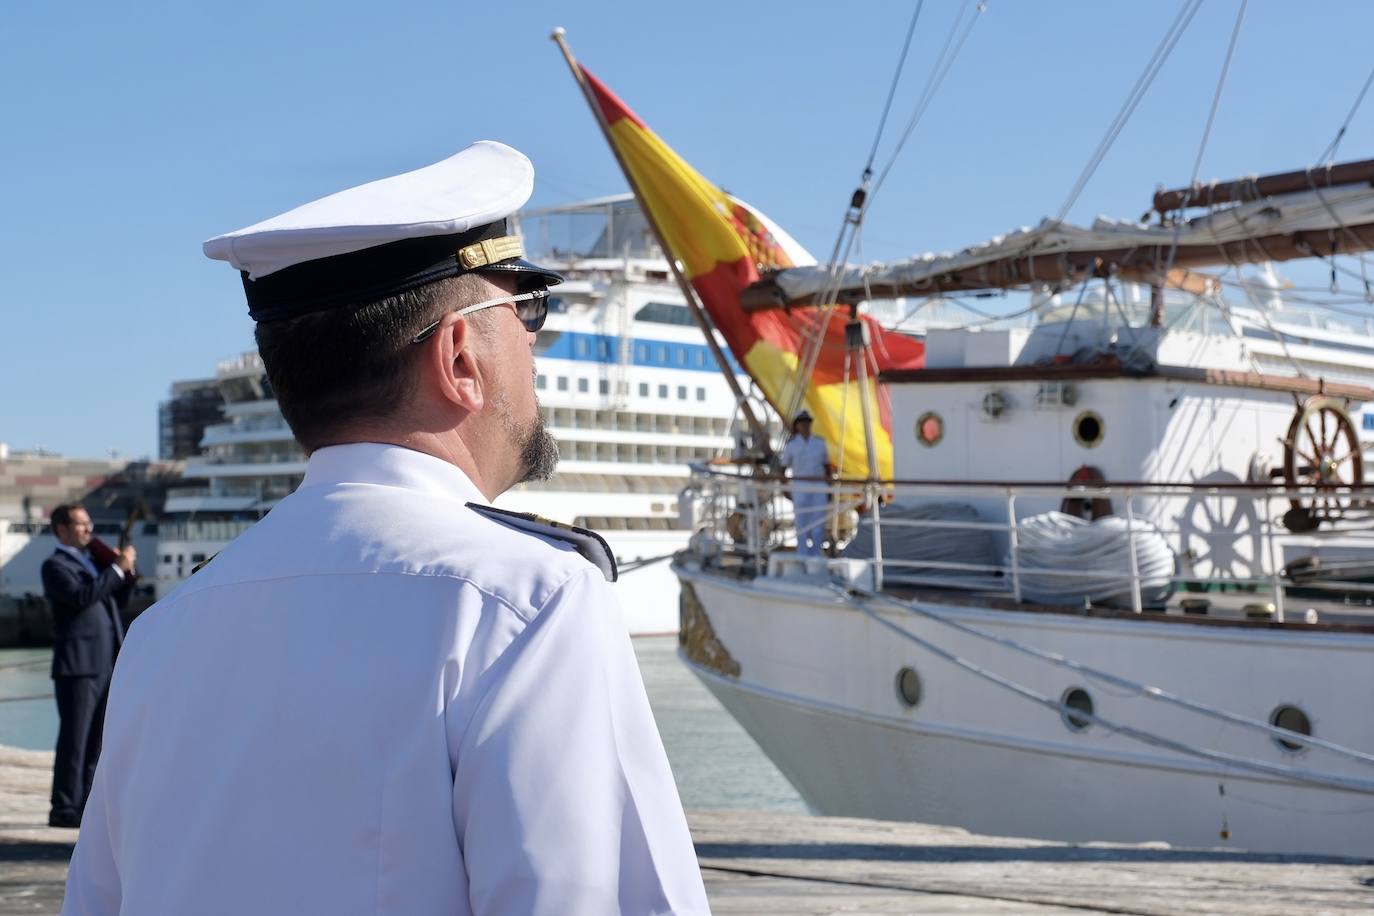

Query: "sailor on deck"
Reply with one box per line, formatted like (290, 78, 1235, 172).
(779, 410, 833, 557)
(61, 142, 710, 916)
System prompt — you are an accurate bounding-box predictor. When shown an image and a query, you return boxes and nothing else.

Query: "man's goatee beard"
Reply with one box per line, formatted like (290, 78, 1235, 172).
(518, 411, 559, 483)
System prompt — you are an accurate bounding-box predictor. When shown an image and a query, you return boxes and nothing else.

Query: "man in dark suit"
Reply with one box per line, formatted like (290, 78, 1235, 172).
(41, 504, 135, 828)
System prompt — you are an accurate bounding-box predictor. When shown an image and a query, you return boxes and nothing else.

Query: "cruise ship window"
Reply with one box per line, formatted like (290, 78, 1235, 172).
(695, 351, 706, 367)
(655, 345, 667, 362)
(576, 338, 590, 357)
(677, 386, 687, 400)
(696, 387, 706, 401)
(597, 340, 610, 358)
(639, 382, 649, 397)
(676, 349, 687, 365)
(557, 376, 569, 391)
(578, 378, 590, 393)
(599, 380, 610, 395)
(658, 384, 668, 398)
(536, 374, 547, 390)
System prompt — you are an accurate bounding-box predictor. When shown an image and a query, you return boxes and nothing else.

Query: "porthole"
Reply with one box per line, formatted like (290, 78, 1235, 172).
(1270, 704, 1312, 752)
(895, 666, 922, 708)
(916, 411, 943, 447)
(1061, 686, 1093, 731)
(1073, 410, 1104, 448)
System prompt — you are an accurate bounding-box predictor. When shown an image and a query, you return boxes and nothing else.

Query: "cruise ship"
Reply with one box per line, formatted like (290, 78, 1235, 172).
(155, 195, 773, 634)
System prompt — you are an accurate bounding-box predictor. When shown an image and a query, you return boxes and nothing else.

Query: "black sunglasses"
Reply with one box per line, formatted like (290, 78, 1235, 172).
(412, 288, 550, 344)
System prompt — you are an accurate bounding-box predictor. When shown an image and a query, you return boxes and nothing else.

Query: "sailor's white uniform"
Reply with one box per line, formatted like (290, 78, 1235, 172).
(62, 443, 710, 915)
(779, 434, 831, 557)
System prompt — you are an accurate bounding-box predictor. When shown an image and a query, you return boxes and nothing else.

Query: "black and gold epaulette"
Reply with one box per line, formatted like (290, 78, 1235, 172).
(466, 503, 618, 582)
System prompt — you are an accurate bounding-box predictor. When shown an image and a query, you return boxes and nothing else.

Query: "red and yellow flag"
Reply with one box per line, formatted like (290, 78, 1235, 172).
(574, 66, 924, 479)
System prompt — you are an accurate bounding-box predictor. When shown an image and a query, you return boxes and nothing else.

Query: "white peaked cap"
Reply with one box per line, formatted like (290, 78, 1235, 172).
(202, 141, 561, 322)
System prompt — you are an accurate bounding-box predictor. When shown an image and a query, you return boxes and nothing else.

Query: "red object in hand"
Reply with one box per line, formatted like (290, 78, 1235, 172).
(88, 536, 138, 580)
(88, 536, 119, 570)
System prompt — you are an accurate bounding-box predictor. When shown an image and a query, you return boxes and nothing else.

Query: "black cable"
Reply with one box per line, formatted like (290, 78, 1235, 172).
(862, 1, 926, 178)
(1320, 61, 1374, 164)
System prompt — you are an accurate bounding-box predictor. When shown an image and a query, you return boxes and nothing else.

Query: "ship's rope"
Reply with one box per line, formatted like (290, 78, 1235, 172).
(0, 693, 53, 704)
(866, 0, 988, 205)
(1319, 61, 1374, 164)
(1052, 0, 1204, 226)
(0, 657, 48, 673)
(1158, 0, 1248, 284)
(862, 1, 927, 183)
(776, 0, 987, 450)
(1300, 175, 1374, 302)
(617, 552, 677, 574)
(1186, 0, 1248, 213)
(834, 583, 1374, 777)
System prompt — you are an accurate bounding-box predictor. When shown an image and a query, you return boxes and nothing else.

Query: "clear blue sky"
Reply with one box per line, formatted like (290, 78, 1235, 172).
(3, 1, 1372, 459)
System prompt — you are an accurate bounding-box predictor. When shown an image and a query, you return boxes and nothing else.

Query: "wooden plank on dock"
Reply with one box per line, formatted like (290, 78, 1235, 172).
(689, 810, 1374, 915)
(2, 747, 1371, 914)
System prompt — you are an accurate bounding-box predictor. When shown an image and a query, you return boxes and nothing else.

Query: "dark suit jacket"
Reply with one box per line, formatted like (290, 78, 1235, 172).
(41, 549, 129, 678)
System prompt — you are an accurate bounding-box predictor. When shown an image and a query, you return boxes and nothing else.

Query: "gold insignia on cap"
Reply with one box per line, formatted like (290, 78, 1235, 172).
(458, 235, 525, 270)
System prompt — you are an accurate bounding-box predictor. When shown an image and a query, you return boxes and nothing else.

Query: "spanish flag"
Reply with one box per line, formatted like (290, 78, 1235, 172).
(567, 60, 924, 480)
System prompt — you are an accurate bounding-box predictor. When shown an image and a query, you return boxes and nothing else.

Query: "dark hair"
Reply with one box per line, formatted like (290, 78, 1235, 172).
(254, 274, 485, 451)
(50, 504, 85, 529)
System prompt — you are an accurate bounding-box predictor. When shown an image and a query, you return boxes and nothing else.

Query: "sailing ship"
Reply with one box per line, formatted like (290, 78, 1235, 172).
(554, 20, 1374, 856)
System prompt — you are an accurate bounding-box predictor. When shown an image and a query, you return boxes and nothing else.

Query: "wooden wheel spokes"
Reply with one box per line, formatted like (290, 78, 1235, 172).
(1283, 396, 1365, 527)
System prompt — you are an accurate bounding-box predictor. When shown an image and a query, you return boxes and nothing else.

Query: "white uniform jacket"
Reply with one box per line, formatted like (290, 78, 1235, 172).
(62, 443, 710, 916)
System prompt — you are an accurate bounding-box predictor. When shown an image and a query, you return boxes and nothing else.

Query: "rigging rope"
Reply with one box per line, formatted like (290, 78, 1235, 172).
(836, 585, 1374, 794)
(837, 584, 1374, 766)
(869, 0, 988, 203)
(0, 657, 48, 673)
(1053, 0, 1204, 225)
(0, 693, 53, 704)
(776, 1, 989, 450)
(1187, 0, 1248, 195)
(1159, 0, 1249, 286)
(863, 1, 927, 180)
(1319, 61, 1374, 164)
(617, 552, 677, 573)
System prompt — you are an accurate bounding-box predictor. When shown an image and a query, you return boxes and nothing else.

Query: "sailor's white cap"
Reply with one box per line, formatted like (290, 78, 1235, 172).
(203, 140, 562, 322)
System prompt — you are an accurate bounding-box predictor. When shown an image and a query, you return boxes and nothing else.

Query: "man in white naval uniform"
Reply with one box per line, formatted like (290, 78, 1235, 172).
(61, 142, 711, 915)
(779, 411, 833, 557)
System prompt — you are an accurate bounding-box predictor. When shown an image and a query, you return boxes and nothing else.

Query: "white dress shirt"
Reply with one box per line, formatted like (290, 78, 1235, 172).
(62, 443, 709, 916)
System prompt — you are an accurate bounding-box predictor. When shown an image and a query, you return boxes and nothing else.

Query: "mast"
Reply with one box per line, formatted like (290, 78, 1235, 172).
(550, 28, 772, 457)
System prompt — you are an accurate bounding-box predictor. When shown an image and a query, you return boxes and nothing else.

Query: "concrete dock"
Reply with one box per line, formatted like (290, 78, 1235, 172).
(2, 745, 1371, 914)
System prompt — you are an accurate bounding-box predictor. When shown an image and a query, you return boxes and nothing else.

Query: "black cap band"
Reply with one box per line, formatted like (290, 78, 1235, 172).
(242, 220, 560, 322)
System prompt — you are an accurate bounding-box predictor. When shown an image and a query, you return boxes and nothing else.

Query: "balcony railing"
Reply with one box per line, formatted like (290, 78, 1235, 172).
(684, 465, 1374, 624)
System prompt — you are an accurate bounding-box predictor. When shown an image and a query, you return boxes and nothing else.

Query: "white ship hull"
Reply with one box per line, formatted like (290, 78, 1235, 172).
(677, 563, 1374, 857)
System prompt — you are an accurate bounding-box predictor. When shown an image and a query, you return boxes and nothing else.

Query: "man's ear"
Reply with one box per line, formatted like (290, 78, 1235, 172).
(427, 316, 484, 412)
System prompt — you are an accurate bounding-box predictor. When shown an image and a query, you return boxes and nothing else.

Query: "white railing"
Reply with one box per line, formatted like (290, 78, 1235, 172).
(685, 463, 1374, 624)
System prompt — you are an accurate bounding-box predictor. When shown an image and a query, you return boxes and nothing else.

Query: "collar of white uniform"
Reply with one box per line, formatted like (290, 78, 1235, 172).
(300, 443, 486, 503)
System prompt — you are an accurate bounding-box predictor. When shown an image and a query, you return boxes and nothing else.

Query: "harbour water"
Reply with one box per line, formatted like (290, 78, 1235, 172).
(0, 637, 805, 814)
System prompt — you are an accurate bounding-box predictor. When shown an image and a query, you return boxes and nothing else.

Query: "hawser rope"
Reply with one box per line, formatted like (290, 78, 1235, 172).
(832, 582, 1374, 793)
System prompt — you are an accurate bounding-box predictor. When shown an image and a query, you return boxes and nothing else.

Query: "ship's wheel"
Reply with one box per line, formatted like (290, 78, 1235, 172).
(1281, 396, 1363, 532)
